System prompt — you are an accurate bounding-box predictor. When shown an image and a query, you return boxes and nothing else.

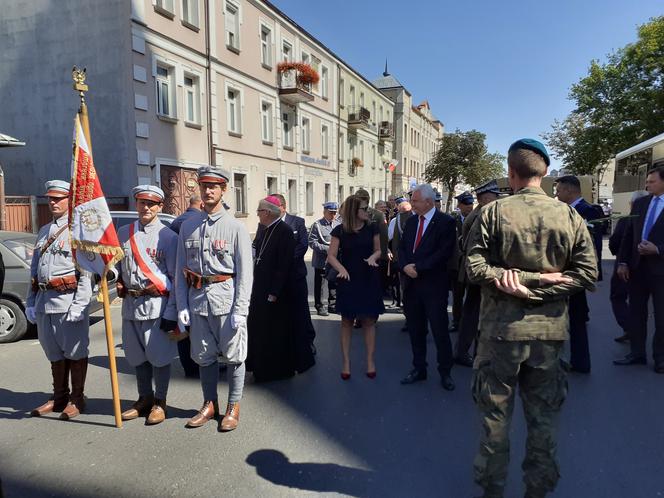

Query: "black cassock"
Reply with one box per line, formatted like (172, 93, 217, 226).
(247, 220, 314, 381)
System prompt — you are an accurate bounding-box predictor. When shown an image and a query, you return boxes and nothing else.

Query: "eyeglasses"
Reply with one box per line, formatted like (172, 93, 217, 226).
(256, 209, 268, 213)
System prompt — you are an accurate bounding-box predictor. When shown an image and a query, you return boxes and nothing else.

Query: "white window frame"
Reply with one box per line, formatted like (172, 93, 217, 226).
(183, 72, 202, 125)
(260, 98, 274, 144)
(288, 178, 298, 214)
(301, 116, 311, 154)
(349, 85, 355, 108)
(339, 131, 345, 161)
(225, 82, 243, 135)
(233, 172, 248, 214)
(282, 111, 293, 149)
(225, 0, 241, 52)
(339, 78, 345, 108)
(181, 0, 199, 28)
(324, 183, 331, 202)
(259, 22, 273, 68)
(301, 51, 310, 64)
(305, 181, 314, 215)
(281, 38, 292, 62)
(154, 60, 177, 119)
(321, 65, 329, 99)
(321, 123, 329, 158)
(266, 175, 279, 194)
(155, 0, 175, 17)
(360, 92, 365, 108)
(371, 144, 376, 169)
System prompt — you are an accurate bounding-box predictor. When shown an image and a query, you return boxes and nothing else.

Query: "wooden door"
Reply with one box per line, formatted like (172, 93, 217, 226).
(160, 166, 199, 216)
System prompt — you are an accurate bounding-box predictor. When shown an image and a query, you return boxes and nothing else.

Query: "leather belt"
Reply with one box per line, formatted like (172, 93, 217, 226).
(127, 285, 169, 297)
(183, 268, 234, 289)
(34, 275, 78, 293)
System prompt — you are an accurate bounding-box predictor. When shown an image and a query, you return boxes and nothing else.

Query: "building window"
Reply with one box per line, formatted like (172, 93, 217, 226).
(288, 179, 297, 213)
(227, 87, 242, 134)
(349, 186, 355, 195)
(182, 0, 199, 27)
(339, 132, 345, 161)
(338, 185, 344, 201)
(260, 101, 273, 144)
(339, 78, 345, 107)
(360, 92, 365, 108)
(306, 182, 314, 215)
(371, 144, 376, 168)
(321, 124, 329, 158)
(301, 117, 310, 153)
(260, 24, 272, 68)
(156, 65, 175, 118)
(372, 102, 376, 122)
(379, 105, 384, 122)
(324, 183, 331, 202)
(225, 1, 240, 51)
(267, 176, 278, 194)
(282, 40, 292, 62)
(359, 140, 364, 163)
(184, 74, 200, 125)
(321, 66, 329, 99)
(371, 188, 375, 203)
(349, 86, 355, 108)
(155, 0, 175, 17)
(282, 112, 293, 149)
(234, 173, 247, 214)
(301, 52, 310, 64)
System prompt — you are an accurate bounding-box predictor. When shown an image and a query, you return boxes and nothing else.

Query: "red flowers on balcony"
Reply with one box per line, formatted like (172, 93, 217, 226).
(277, 62, 320, 86)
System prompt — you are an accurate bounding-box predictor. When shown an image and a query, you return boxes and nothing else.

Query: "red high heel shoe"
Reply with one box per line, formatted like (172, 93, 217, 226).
(366, 371, 376, 379)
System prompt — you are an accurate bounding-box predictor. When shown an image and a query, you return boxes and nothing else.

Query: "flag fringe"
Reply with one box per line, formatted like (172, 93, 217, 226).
(71, 239, 124, 277)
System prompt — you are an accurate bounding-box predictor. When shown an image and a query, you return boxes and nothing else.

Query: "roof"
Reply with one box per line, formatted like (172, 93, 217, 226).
(0, 133, 26, 147)
(615, 132, 664, 160)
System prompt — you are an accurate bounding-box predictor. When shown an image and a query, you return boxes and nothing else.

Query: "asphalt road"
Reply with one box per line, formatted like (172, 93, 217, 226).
(1, 254, 663, 498)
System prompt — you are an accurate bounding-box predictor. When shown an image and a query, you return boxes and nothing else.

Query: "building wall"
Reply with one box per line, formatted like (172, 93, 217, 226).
(0, 0, 134, 198)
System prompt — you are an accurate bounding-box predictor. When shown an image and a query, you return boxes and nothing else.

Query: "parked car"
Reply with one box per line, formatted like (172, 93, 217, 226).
(110, 211, 176, 230)
(0, 230, 118, 343)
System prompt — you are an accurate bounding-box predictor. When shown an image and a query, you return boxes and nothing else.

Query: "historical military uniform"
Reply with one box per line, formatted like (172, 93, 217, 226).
(175, 166, 253, 431)
(308, 201, 340, 315)
(28, 181, 93, 420)
(117, 185, 178, 424)
(466, 139, 598, 498)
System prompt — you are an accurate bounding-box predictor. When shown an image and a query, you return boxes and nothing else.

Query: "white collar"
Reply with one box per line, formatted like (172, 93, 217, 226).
(570, 197, 584, 208)
(419, 206, 436, 222)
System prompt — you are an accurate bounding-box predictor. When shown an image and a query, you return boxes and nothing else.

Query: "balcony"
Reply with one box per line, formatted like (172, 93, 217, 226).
(378, 121, 394, 142)
(347, 106, 371, 130)
(277, 62, 318, 105)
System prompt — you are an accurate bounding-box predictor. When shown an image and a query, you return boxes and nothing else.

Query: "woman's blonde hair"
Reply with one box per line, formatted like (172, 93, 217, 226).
(340, 195, 365, 233)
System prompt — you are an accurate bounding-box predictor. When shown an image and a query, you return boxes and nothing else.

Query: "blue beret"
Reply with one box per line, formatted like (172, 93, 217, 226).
(198, 166, 230, 183)
(508, 138, 550, 166)
(323, 201, 338, 210)
(455, 191, 474, 204)
(45, 180, 70, 197)
(132, 184, 165, 201)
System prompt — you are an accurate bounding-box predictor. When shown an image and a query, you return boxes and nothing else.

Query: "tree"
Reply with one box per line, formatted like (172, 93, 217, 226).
(425, 129, 505, 212)
(544, 16, 664, 176)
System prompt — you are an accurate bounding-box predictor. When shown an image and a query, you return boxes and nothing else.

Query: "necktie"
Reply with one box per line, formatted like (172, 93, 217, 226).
(414, 215, 425, 251)
(643, 196, 660, 240)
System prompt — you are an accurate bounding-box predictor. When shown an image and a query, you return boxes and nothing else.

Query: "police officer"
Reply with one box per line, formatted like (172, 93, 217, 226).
(308, 201, 340, 316)
(175, 166, 253, 432)
(27, 180, 93, 420)
(466, 139, 597, 498)
(117, 185, 178, 425)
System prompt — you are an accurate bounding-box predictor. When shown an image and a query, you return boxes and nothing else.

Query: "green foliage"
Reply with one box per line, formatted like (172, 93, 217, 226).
(544, 16, 664, 175)
(425, 129, 505, 211)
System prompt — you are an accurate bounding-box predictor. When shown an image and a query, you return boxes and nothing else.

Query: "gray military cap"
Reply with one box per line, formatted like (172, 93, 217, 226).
(197, 166, 230, 184)
(132, 184, 165, 202)
(45, 180, 70, 197)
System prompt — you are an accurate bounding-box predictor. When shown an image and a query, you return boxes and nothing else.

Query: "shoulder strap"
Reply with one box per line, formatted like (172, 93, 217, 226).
(40, 224, 68, 255)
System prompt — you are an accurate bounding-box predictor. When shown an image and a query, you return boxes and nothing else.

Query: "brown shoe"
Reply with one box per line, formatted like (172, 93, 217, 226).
(186, 400, 218, 428)
(31, 360, 70, 417)
(30, 399, 55, 417)
(121, 395, 155, 421)
(147, 399, 167, 425)
(219, 402, 240, 432)
(59, 358, 88, 421)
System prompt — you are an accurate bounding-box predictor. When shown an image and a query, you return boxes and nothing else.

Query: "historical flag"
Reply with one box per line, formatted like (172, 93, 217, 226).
(69, 114, 123, 277)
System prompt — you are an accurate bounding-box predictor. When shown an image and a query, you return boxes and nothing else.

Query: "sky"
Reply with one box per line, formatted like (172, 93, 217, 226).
(272, 0, 662, 171)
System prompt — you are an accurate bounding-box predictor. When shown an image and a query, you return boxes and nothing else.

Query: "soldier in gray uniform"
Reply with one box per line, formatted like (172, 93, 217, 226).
(175, 166, 253, 432)
(27, 180, 93, 420)
(117, 185, 178, 425)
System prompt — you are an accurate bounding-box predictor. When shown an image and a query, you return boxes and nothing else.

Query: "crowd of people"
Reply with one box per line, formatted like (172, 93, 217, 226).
(24, 137, 664, 498)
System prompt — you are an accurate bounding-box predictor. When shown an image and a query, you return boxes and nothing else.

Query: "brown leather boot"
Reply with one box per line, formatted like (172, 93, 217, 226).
(121, 395, 155, 421)
(147, 399, 167, 425)
(219, 402, 240, 432)
(60, 358, 88, 420)
(186, 400, 218, 428)
(31, 360, 70, 416)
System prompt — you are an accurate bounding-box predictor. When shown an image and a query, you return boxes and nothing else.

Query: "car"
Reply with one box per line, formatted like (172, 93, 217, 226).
(110, 211, 176, 230)
(0, 230, 118, 343)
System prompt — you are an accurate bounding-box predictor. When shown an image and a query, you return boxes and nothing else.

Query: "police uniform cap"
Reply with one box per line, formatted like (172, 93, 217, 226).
(455, 191, 474, 205)
(435, 192, 442, 201)
(323, 201, 338, 211)
(473, 179, 501, 196)
(394, 196, 406, 204)
(508, 138, 550, 166)
(132, 185, 165, 202)
(45, 180, 70, 198)
(197, 166, 230, 184)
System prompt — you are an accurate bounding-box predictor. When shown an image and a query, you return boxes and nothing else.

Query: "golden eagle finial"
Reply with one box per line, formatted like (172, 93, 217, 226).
(72, 66, 88, 92)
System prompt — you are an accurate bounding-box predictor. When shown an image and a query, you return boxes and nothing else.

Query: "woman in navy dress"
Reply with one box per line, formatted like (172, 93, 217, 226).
(327, 195, 383, 380)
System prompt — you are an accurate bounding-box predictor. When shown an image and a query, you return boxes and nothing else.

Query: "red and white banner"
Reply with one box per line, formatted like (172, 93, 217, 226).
(69, 114, 123, 277)
(129, 221, 171, 293)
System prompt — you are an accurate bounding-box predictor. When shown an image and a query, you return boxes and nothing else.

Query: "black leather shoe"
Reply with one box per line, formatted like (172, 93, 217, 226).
(614, 334, 630, 343)
(654, 362, 664, 374)
(441, 374, 456, 391)
(400, 369, 427, 384)
(449, 323, 459, 332)
(454, 353, 474, 368)
(316, 307, 329, 317)
(400, 325, 409, 333)
(613, 353, 647, 366)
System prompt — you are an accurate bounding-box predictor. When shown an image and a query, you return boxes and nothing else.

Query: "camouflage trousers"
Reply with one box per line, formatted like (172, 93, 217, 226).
(472, 339, 567, 497)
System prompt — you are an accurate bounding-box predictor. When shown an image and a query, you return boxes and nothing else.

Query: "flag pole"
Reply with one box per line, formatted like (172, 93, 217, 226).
(72, 68, 123, 429)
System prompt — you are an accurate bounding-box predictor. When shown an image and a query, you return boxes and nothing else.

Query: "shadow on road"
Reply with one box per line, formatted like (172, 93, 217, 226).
(246, 449, 376, 498)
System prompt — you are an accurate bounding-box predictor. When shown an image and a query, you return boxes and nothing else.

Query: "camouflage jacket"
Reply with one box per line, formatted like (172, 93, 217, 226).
(466, 186, 597, 341)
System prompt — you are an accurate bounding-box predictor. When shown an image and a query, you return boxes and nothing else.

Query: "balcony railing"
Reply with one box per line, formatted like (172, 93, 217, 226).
(347, 106, 371, 129)
(379, 121, 394, 141)
(278, 69, 314, 105)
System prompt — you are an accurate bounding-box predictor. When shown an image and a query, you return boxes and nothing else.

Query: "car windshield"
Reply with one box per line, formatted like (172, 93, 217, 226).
(4, 237, 36, 264)
(111, 214, 173, 230)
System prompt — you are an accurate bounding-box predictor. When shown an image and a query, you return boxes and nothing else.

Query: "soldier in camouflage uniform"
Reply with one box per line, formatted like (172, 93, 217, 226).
(465, 139, 598, 498)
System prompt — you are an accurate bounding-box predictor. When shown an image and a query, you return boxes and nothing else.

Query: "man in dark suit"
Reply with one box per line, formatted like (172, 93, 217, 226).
(615, 166, 664, 372)
(555, 175, 605, 373)
(398, 184, 457, 390)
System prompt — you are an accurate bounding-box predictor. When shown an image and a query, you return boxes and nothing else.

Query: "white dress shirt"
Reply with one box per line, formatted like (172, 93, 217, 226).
(415, 207, 436, 238)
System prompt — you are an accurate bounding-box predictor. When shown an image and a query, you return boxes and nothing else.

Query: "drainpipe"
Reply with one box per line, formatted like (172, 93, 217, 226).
(205, 0, 213, 166)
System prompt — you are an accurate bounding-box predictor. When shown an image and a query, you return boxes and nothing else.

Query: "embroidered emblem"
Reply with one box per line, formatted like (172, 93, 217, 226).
(81, 208, 102, 231)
